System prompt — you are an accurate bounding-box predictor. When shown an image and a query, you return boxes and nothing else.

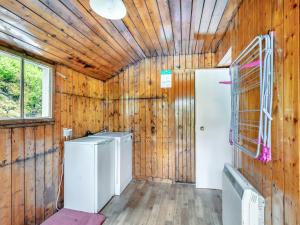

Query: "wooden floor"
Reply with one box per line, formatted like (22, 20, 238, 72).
(101, 180, 222, 225)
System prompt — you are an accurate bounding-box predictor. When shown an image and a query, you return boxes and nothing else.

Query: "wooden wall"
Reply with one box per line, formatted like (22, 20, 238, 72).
(215, 0, 299, 224)
(104, 53, 214, 183)
(0, 65, 105, 225)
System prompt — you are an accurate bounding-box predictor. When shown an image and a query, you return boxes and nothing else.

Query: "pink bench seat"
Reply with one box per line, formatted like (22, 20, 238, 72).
(41, 208, 105, 225)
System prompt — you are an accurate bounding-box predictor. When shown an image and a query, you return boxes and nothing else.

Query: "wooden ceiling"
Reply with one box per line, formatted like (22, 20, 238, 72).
(0, 0, 241, 80)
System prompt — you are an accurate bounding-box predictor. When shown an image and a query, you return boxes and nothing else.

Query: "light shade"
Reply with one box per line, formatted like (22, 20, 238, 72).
(90, 0, 127, 20)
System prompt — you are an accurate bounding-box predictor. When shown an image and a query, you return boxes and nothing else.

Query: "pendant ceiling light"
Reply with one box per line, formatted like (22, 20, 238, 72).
(90, 0, 127, 20)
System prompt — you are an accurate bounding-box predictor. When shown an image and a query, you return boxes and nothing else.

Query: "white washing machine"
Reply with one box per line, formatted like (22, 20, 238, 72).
(64, 136, 115, 213)
(90, 132, 133, 195)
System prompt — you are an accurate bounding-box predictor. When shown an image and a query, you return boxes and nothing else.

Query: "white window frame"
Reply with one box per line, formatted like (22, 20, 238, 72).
(0, 48, 54, 126)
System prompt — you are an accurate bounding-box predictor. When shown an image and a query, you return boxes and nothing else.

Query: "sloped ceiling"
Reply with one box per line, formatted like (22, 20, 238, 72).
(0, 0, 241, 80)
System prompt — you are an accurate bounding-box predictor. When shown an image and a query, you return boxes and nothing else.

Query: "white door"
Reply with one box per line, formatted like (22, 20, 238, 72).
(195, 68, 232, 189)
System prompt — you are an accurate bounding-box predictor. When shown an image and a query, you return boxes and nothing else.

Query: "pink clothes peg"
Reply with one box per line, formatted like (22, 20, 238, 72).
(240, 60, 260, 69)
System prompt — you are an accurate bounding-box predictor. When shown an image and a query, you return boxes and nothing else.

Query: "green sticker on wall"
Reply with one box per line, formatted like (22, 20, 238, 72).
(160, 70, 172, 88)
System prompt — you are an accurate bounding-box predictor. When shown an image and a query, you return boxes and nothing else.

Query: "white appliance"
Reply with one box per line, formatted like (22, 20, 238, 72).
(64, 136, 115, 213)
(90, 132, 132, 195)
(195, 69, 233, 189)
(222, 164, 265, 225)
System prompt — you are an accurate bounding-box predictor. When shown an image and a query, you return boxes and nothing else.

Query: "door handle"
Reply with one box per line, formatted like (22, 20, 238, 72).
(200, 126, 205, 131)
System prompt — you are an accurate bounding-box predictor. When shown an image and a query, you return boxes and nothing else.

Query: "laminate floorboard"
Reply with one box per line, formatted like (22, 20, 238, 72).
(101, 180, 222, 225)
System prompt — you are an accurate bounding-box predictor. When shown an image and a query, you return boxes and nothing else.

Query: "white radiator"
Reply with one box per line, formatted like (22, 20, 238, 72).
(222, 164, 265, 225)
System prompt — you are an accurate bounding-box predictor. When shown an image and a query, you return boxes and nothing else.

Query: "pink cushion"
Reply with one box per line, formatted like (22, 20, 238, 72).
(41, 208, 105, 225)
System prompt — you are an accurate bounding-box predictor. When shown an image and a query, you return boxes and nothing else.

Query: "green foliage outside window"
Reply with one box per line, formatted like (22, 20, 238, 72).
(24, 62, 43, 118)
(0, 53, 43, 118)
(0, 54, 21, 118)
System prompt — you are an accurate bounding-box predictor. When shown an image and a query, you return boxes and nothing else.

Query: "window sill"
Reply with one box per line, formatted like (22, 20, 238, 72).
(0, 118, 55, 128)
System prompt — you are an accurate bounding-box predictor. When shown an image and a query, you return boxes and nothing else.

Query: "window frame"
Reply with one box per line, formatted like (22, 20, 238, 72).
(0, 47, 55, 126)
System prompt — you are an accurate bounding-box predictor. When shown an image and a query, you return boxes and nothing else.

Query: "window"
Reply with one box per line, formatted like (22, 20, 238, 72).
(0, 50, 53, 122)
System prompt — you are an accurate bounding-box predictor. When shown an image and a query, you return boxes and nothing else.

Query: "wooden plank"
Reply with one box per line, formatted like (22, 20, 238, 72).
(35, 126, 45, 224)
(283, 0, 299, 224)
(177, 55, 186, 181)
(156, 56, 163, 179)
(182, 59, 188, 182)
(168, 0, 181, 54)
(128, 66, 135, 177)
(146, 99, 152, 178)
(271, 0, 284, 223)
(150, 57, 158, 178)
(189, 0, 205, 54)
(44, 125, 54, 218)
(177, 71, 183, 181)
(156, 102, 163, 179)
(145, 0, 169, 55)
(156, 0, 175, 54)
(139, 60, 147, 178)
(134, 63, 141, 178)
(0, 129, 12, 225)
(53, 76, 61, 209)
(103, 82, 109, 130)
(108, 80, 114, 132)
(173, 54, 180, 181)
(161, 56, 169, 179)
(181, 0, 193, 54)
(119, 72, 124, 131)
(145, 58, 152, 177)
(11, 128, 25, 225)
(24, 127, 35, 225)
(167, 55, 176, 181)
(113, 76, 120, 132)
(123, 69, 129, 131)
(185, 55, 192, 182)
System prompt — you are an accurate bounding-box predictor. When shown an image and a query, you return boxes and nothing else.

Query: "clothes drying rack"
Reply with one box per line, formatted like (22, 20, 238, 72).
(229, 33, 274, 163)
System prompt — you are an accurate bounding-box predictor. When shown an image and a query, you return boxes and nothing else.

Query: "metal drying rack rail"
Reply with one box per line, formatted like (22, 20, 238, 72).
(230, 32, 274, 163)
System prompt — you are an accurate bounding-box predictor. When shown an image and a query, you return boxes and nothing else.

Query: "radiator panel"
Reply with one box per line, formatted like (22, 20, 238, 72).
(222, 172, 242, 225)
(222, 164, 265, 225)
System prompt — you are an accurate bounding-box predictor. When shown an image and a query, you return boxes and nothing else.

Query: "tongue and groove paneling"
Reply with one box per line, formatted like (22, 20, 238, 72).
(0, 0, 238, 80)
(104, 53, 215, 183)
